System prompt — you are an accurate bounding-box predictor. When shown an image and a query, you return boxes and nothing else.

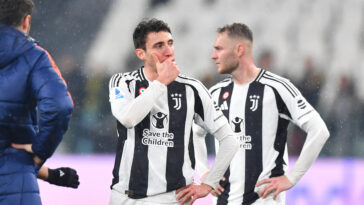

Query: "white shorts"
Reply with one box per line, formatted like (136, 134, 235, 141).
(109, 189, 189, 205)
(212, 192, 285, 205)
(253, 192, 285, 205)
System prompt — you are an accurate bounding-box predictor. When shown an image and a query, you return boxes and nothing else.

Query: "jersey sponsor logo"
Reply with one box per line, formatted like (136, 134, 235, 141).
(139, 87, 146, 95)
(249, 95, 260, 111)
(171, 93, 182, 110)
(152, 112, 168, 129)
(297, 98, 306, 109)
(114, 88, 125, 99)
(231, 116, 252, 150)
(222, 91, 230, 99)
(231, 117, 244, 132)
(220, 100, 229, 110)
(142, 129, 175, 147)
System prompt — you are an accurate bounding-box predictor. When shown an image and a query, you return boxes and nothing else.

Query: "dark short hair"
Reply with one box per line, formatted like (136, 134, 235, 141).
(133, 18, 171, 50)
(218, 23, 253, 42)
(0, 0, 34, 27)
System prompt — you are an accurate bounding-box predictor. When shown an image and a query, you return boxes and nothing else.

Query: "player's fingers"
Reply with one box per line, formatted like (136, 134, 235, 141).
(179, 191, 194, 205)
(273, 188, 281, 200)
(176, 187, 190, 200)
(151, 53, 160, 65)
(217, 185, 224, 193)
(188, 194, 198, 205)
(261, 185, 276, 198)
(256, 178, 270, 187)
(176, 184, 190, 194)
(211, 191, 218, 197)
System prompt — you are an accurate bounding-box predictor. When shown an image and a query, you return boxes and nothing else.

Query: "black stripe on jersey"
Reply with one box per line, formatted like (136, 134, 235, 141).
(178, 75, 212, 98)
(217, 81, 234, 205)
(128, 80, 150, 199)
(255, 69, 265, 82)
(262, 73, 298, 97)
(243, 81, 265, 205)
(111, 121, 127, 189)
(116, 75, 123, 87)
(139, 67, 146, 81)
(210, 78, 233, 95)
(188, 129, 195, 169)
(166, 82, 188, 192)
(270, 89, 289, 177)
(111, 73, 121, 88)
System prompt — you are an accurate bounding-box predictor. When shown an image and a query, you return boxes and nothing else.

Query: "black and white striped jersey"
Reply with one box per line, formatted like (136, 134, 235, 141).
(211, 69, 315, 205)
(108, 67, 226, 199)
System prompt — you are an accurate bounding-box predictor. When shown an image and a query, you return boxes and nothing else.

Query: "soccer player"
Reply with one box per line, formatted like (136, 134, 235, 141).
(194, 23, 330, 204)
(0, 0, 74, 204)
(108, 19, 238, 205)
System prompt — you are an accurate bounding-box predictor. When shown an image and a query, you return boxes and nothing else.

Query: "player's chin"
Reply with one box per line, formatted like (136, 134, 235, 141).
(218, 67, 229, 74)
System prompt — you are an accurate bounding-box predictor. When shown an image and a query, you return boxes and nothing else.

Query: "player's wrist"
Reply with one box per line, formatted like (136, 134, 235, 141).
(201, 183, 213, 192)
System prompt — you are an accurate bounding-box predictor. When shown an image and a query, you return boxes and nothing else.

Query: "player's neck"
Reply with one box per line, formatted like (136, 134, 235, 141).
(232, 62, 260, 85)
(143, 65, 158, 82)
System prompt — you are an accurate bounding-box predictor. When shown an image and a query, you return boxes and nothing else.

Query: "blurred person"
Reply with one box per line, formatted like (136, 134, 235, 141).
(0, 0, 73, 204)
(108, 18, 238, 205)
(326, 75, 361, 156)
(289, 57, 325, 156)
(256, 49, 273, 71)
(194, 23, 330, 205)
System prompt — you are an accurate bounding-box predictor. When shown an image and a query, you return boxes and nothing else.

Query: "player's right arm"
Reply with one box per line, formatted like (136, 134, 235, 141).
(110, 55, 179, 129)
(109, 74, 166, 129)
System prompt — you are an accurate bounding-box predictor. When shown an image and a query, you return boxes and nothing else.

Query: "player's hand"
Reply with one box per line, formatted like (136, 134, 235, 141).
(176, 183, 212, 205)
(153, 53, 179, 85)
(47, 167, 80, 188)
(211, 176, 225, 196)
(256, 176, 293, 200)
(11, 143, 43, 166)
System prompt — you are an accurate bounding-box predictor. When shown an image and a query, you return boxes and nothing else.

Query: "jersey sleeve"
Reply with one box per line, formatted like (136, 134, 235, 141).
(275, 76, 315, 127)
(193, 82, 227, 134)
(109, 73, 135, 124)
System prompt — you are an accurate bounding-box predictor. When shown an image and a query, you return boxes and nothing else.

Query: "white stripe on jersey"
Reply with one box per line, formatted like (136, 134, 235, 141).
(147, 89, 169, 196)
(181, 85, 196, 186)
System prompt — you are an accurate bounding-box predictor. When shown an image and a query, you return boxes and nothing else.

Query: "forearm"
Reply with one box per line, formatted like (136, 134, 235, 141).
(203, 123, 238, 188)
(287, 112, 330, 185)
(112, 80, 166, 128)
(193, 123, 210, 178)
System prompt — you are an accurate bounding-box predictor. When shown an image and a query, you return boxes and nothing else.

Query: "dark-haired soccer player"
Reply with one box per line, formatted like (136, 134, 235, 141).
(108, 18, 238, 205)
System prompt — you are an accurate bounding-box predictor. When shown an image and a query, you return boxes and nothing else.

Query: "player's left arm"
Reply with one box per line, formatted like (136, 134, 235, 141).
(177, 83, 238, 205)
(257, 78, 330, 199)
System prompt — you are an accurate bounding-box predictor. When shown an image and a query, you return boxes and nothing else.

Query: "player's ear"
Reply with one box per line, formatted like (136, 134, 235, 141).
(135, 48, 145, 60)
(236, 43, 245, 57)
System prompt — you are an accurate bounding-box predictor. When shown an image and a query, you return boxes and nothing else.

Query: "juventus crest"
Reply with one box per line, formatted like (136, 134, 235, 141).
(249, 95, 260, 111)
(171, 93, 182, 110)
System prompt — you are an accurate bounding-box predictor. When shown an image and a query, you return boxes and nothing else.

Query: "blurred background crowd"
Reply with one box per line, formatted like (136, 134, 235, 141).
(30, 0, 364, 157)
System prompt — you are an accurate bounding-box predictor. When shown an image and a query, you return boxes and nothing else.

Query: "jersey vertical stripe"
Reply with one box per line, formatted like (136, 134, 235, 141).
(243, 82, 264, 205)
(166, 82, 188, 191)
(112, 122, 127, 188)
(128, 80, 150, 199)
(216, 81, 234, 205)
